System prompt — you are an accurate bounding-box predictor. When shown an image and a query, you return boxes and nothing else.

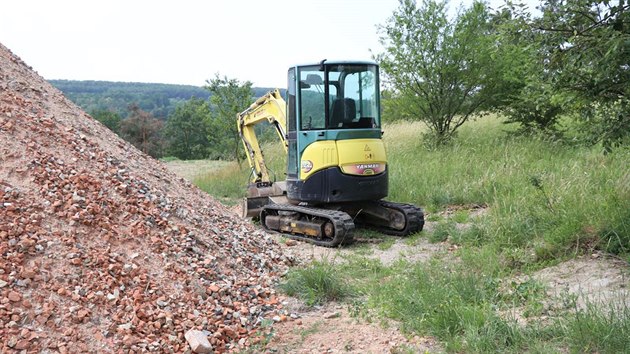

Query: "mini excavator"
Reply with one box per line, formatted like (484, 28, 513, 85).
(237, 60, 424, 247)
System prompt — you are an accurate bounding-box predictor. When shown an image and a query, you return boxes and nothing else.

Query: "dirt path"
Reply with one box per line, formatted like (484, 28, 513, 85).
(261, 231, 447, 354)
(265, 301, 439, 354)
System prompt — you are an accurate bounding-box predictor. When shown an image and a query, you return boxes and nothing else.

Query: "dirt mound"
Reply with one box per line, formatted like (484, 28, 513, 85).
(0, 42, 290, 353)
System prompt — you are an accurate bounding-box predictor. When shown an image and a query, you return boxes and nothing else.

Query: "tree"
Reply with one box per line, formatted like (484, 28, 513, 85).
(376, 0, 499, 144)
(120, 104, 164, 158)
(532, 0, 630, 150)
(90, 109, 122, 133)
(490, 4, 566, 135)
(205, 74, 253, 161)
(164, 98, 212, 160)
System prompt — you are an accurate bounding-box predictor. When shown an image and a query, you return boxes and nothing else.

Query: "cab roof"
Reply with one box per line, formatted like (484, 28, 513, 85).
(293, 59, 378, 68)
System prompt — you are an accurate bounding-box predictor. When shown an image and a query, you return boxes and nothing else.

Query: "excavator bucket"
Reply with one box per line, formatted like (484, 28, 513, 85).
(242, 181, 287, 218)
(242, 196, 270, 218)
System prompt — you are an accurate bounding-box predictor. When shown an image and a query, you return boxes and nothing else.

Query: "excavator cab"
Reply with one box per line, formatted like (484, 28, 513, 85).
(285, 60, 388, 204)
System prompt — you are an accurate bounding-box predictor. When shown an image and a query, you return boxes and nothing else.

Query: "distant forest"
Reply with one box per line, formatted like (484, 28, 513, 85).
(49, 80, 280, 119)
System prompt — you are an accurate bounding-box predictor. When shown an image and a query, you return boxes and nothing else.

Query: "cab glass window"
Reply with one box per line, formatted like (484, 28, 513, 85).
(299, 67, 336, 130)
(327, 64, 380, 129)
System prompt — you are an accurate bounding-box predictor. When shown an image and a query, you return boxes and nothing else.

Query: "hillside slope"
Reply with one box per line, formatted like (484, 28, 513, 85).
(0, 42, 288, 353)
(48, 80, 210, 119)
(48, 79, 285, 119)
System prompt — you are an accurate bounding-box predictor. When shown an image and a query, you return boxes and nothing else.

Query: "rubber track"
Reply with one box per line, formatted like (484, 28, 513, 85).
(260, 204, 355, 247)
(359, 201, 425, 237)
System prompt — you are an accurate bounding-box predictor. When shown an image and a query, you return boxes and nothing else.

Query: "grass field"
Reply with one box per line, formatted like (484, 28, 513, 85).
(162, 159, 232, 182)
(190, 115, 630, 352)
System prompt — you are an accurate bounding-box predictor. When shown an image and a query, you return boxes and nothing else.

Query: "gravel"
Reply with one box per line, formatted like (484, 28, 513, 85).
(0, 41, 291, 353)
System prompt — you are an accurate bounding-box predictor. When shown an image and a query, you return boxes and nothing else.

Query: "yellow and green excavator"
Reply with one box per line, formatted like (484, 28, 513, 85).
(238, 60, 423, 247)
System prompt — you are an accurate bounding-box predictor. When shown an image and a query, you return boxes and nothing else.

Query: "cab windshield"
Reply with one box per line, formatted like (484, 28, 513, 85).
(299, 64, 380, 130)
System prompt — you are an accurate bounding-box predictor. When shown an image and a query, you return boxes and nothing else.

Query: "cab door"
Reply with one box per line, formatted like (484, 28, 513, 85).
(286, 68, 299, 181)
(296, 66, 336, 178)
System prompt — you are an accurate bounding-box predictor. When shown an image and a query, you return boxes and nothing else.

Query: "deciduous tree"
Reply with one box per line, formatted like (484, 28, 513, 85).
(376, 0, 499, 144)
(205, 74, 253, 161)
(490, 4, 566, 135)
(534, 0, 630, 150)
(91, 110, 122, 134)
(120, 104, 164, 158)
(164, 98, 212, 160)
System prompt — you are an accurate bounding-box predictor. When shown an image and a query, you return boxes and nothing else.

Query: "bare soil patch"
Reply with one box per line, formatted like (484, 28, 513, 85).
(280, 233, 445, 268)
(265, 302, 440, 354)
(534, 254, 629, 311)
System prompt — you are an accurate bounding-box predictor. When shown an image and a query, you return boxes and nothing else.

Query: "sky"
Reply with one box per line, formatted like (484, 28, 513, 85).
(1, 0, 540, 88)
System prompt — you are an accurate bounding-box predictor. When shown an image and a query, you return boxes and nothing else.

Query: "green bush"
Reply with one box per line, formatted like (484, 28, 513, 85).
(279, 260, 353, 306)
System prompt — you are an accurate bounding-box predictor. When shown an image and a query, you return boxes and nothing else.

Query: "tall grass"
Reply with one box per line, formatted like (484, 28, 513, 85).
(193, 162, 247, 205)
(369, 259, 530, 352)
(193, 144, 287, 204)
(384, 116, 630, 262)
(279, 259, 353, 305)
(195, 114, 630, 260)
(280, 252, 630, 352)
(562, 301, 630, 353)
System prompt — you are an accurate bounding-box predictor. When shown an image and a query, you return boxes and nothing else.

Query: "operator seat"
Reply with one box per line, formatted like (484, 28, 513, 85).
(330, 98, 356, 128)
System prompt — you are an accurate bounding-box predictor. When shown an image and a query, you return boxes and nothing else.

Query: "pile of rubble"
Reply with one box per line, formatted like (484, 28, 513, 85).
(0, 42, 290, 352)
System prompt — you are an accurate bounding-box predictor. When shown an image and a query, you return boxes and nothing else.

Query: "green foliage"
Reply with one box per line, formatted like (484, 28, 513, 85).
(159, 156, 180, 162)
(50, 80, 210, 119)
(364, 256, 630, 352)
(489, 4, 566, 134)
(380, 89, 413, 123)
(193, 141, 286, 204)
(385, 115, 630, 261)
(429, 221, 457, 243)
(376, 0, 500, 144)
(371, 259, 524, 352)
(51, 79, 282, 123)
(192, 162, 246, 206)
(279, 259, 353, 306)
(90, 109, 122, 133)
(164, 98, 212, 160)
(500, 1, 630, 149)
(501, 83, 565, 136)
(119, 104, 164, 158)
(205, 74, 253, 161)
(578, 100, 630, 152)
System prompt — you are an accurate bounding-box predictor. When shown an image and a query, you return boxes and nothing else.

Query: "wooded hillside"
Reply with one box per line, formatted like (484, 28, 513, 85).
(49, 80, 279, 119)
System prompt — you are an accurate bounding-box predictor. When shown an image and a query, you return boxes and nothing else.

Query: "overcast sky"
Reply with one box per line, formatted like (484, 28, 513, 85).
(1, 0, 539, 88)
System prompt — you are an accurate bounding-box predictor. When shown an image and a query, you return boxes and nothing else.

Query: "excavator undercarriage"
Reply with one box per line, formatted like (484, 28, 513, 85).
(244, 182, 424, 247)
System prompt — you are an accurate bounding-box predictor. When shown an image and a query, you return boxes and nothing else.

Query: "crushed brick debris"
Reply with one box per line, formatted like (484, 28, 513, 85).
(0, 42, 291, 353)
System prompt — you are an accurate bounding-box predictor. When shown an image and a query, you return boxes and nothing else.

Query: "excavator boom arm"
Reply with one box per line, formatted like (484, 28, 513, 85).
(237, 89, 288, 183)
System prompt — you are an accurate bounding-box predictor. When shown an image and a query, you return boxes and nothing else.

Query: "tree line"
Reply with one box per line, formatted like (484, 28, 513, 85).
(51, 79, 278, 120)
(86, 75, 281, 160)
(50, 80, 211, 119)
(62, 0, 629, 160)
